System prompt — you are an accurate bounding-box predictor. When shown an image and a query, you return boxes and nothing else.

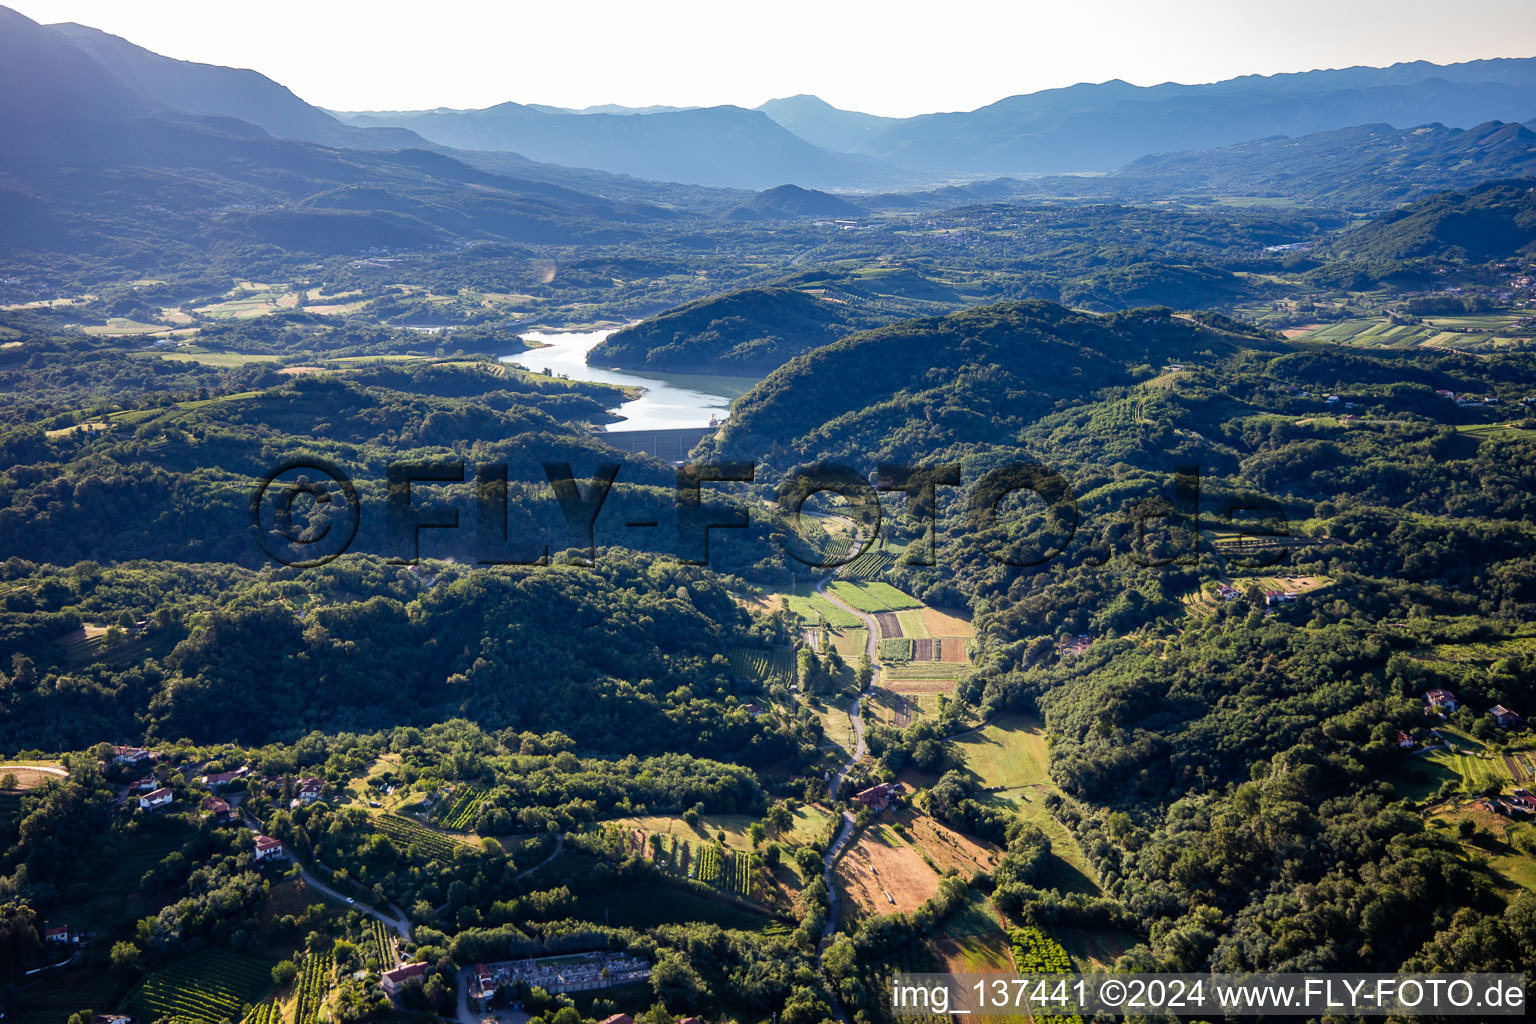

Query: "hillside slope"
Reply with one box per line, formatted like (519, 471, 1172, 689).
(1328, 177, 1536, 261)
(590, 286, 870, 373)
(49, 21, 431, 151)
(711, 302, 1279, 460)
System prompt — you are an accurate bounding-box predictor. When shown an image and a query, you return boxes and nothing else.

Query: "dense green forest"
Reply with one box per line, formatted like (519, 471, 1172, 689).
(5, 11, 1536, 1023)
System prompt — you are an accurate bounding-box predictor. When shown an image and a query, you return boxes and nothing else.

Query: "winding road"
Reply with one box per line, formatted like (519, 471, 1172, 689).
(240, 808, 412, 941)
(812, 568, 880, 1020)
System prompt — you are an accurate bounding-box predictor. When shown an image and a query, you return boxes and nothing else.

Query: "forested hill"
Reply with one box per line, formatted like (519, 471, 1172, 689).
(1115, 120, 1536, 208)
(589, 286, 873, 373)
(1327, 177, 1536, 261)
(711, 301, 1281, 461)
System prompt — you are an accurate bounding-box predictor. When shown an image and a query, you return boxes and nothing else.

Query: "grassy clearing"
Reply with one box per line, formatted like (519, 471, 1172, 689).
(1427, 800, 1536, 892)
(955, 713, 1101, 893)
(937, 894, 1015, 973)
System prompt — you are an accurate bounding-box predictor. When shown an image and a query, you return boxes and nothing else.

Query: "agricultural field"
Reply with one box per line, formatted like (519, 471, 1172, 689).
(607, 822, 760, 901)
(572, 882, 784, 933)
(827, 581, 921, 613)
(1299, 315, 1536, 352)
(292, 951, 332, 1024)
(244, 1001, 282, 1024)
(834, 823, 941, 924)
(727, 644, 796, 685)
(770, 581, 862, 628)
(365, 918, 396, 969)
(877, 637, 913, 662)
(865, 690, 945, 729)
(17, 963, 121, 1024)
(1418, 636, 1536, 663)
(812, 698, 858, 758)
(814, 624, 865, 664)
(434, 785, 486, 832)
(611, 813, 760, 852)
(129, 947, 274, 1024)
(372, 813, 462, 858)
(897, 810, 1001, 876)
(840, 549, 896, 580)
(879, 662, 965, 692)
(0, 764, 64, 789)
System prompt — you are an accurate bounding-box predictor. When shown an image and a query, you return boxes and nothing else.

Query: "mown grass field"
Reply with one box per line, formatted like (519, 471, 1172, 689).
(827, 580, 921, 612)
(770, 581, 862, 628)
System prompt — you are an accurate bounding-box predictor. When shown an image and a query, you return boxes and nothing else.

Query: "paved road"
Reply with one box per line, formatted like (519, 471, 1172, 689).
(240, 809, 412, 941)
(513, 833, 564, 880)
(812, 568, 878, 1022)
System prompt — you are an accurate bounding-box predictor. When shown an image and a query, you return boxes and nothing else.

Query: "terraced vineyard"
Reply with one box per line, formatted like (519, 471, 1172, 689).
(374, 814, 459, 858)
(690, 841, 754, 898)
(243, 1002, 280, 1024)
(840, 549, 895, 580)
(727, 645, 796, 685)
(436, 787, 486, 832)
(366, 918, 396, 968)
(130, 947, 273, 1024)
(292, 952, 332, 1024)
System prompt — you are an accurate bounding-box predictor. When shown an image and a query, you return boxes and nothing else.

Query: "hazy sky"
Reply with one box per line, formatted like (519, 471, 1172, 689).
(10, 0, 1536, 116)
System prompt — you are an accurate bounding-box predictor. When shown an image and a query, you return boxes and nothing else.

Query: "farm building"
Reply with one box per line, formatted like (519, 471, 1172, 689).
(130, 777, 157, 792)
(1264, 590, 1297, 605)
(853, 781, 897, 811)
(44, 926, 69, 944)
(138, 788, 173, 811)
(1489, 705, 1521, 729)
(598, 1015, 634, 1024)
(1501, 790, 1536, 816)
(253, 835, 286, 861)
(112, 745, 152, 765)
(381, 962, 430, 998)
(1215, 584, 1240, 601)
(1396, 731, 1415, 750)
(1425, 689, 1459, 714)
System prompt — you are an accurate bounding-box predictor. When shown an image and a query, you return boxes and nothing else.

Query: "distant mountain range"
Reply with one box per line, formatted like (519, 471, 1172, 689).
(334, 103, 894, 190)
(329, 56, 1536, 187)
(0, 5, 676, 261)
